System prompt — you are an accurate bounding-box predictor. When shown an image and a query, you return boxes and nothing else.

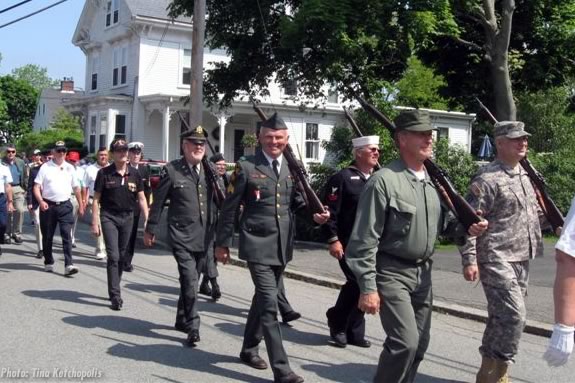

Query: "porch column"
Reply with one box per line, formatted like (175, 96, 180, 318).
(106, 109, 115, 147)
(162, 105, 171, 161)
(217, 113, 228, 158)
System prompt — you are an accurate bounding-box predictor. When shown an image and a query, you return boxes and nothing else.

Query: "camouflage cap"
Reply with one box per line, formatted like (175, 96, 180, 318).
(261, 113, 288, 130)
(181, 125, 207, 143)
(494, 121, 531, 139)
(394, 110, 436, 132)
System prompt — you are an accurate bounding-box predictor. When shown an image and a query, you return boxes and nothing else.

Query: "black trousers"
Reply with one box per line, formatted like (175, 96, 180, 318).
(39, 200, 74, 266)
(101, 210, 133, 302)
(326, 256, 366, 341)
(174, 248, 204, 332)
(201, 243, 219, 279)
(0, 193, 7, 242)
(243, 262, 292, 379)
(124, 210, 140, 268)
(277, 275, 295, 316)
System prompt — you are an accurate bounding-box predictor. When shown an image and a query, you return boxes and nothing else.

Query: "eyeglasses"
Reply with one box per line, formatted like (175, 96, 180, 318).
(130, 149, 142, 154)
(6, 150, 15, 154)
(55, 149, 67, 154)
(186, 140, 205, 146)
(365, 147, 380, 153)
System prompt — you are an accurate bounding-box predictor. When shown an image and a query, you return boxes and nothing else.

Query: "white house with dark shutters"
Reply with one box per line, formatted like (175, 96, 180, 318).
(62, 0, 475, 164)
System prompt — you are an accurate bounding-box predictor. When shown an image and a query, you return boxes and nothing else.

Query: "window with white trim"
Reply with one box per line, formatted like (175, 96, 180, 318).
(182, 48, 192, 85)
(327, 86, 338, 103)
(89, 115, 97, 153)
(283, 78, 297, 96)
(112, 46, 127, 87)
(305, 123, 319, 160)
(105, 0, 119, 27)
(437, 127, 449, 141)
(90, 56, 99, 91)
(115, 114, 126, 140)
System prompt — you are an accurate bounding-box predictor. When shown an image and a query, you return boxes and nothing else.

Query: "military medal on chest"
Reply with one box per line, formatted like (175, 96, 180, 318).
(254, 187, 261, 202)
(328, 186, 338, 202)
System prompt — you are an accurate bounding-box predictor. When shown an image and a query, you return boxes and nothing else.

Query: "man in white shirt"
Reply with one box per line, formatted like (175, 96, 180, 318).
(0, 162, 14, 255)
(34, 141, 84, 275)
(83, 146, 109, 259)
(67, 150, 86, 248)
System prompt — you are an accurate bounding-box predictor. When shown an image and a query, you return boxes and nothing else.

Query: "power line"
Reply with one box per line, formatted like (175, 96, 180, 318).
(0, 0, 34, 15)
(0, 0, 68, 30)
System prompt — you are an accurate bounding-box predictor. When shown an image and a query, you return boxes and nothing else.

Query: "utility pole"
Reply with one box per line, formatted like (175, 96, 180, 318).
(189, 0, 206, 129)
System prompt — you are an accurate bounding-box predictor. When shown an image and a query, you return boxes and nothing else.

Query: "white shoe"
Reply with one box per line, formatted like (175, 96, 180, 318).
(44, 264, 54, 273)
(95, 252, 107, 260)
(65, 265, 79, 276)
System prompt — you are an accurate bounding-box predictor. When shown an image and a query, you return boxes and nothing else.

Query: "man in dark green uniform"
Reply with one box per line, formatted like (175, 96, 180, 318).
(144, 125, 218, 347)
(345, 110, 488, 383)
(215, 113, 329, 383)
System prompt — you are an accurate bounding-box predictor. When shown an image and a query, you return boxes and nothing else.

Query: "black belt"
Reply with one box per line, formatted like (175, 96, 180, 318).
(44, 199, 70, 206)
(11, 184, 20, 187)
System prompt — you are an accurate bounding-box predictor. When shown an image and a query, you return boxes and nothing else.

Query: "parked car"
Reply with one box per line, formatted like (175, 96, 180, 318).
(141, 160, 166, 191)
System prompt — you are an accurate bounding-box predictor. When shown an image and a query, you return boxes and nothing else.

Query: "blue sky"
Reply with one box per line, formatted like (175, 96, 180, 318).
(0, 0, 86, 89)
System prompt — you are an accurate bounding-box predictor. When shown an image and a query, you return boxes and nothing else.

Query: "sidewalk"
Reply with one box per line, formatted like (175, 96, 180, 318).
(0, 223, 572, 382)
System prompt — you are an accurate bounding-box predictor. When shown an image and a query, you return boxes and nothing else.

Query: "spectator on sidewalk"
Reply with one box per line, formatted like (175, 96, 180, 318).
(144, 125, 219, 347)
(123, 141, 151, 272)
(91, 139, 148, 311)
(0, 161, 14, 255)
(2, 144, 26, 244)
(346, 110, 487, 383)
(215, 113, 329, 383)
(544, 196, 575, 367)
(67, 150, 86, 249)
(26, 149, 46, 259)
(459, 121, 547, 382)
(33, 141, 84, 276)
(83, 147, 109, 260)
(321, 135, 380, 349)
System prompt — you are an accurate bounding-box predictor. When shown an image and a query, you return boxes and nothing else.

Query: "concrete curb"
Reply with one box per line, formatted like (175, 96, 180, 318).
(227, 253, 552, 338)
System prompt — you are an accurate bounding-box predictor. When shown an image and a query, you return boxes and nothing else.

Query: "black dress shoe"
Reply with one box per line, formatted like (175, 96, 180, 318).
(186, 330, 200, 346)
(199, 277, 212, 296)
(110, 298, 123, 311)
(211, 278, 221, 301)
(239, 352, 268, 370)
(36, 250, 43, 259)
(274, 372, 304, 383)
(282, 311, 301, 324)
(348, 338, 371, 348)
(123, 264, 134, 272)
(329, 329, 347, 348)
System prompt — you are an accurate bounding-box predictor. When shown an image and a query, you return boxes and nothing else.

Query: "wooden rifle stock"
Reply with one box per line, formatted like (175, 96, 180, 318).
(250, 101, 325, 214)
(356, 96, 482, 231)
(475, 99, 564, 232)
(342, 106, 381, 171)
(176, 112, 226, 209)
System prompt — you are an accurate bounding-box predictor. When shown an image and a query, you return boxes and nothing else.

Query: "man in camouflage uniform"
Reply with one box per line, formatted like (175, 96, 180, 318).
(459, 121, 547, 382)
(346, 110, 487, 383)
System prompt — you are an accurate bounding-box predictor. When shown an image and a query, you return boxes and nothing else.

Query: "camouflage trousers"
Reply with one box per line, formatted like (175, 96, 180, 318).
(479, 260, 529, 362)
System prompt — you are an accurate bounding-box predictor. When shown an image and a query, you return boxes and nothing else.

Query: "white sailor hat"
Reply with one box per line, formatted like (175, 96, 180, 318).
(352, 135, 380, 148)
(128, 141, 144, 150)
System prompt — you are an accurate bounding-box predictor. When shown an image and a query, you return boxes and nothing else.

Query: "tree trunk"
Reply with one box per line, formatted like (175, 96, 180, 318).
(490, 52, 516, 120)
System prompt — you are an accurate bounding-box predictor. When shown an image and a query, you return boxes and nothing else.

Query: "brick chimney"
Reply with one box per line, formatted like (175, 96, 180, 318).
(60, 77, 74, 93)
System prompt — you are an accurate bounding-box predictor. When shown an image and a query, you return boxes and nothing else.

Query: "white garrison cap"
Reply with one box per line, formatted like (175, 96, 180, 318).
(128, 141, 144, 150)
(352, 135, 379, 148)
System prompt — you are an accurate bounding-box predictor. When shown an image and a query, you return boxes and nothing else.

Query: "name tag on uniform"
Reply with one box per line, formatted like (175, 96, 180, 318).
(350, 176, 360, 180)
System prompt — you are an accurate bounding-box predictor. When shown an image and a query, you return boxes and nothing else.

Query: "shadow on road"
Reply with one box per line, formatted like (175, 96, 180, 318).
(0, 262, 44, 272)
(22, 289, 110, 307)
(105, 338, 269, 383)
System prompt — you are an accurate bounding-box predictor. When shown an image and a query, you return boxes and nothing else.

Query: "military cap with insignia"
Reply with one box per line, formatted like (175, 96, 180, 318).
(394, 110, 436, 132)
(181, 125, 207, 144)
(261, 112, 288, 130)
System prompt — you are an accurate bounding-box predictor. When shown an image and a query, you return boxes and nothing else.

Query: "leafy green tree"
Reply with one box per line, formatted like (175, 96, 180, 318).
(433, 138, 478, 195)
(0, 75, 38, 144)
(17, 110, 84, 156)
(11, 64, 59, 92)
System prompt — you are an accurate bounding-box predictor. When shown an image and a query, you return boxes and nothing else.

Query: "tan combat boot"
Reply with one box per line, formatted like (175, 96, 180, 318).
(493, 360, 510, 383)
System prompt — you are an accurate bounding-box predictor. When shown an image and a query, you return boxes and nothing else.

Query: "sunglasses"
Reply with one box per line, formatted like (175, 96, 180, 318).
(130, 149, 142, 154)
(55, 149, 67, 153)
(6, 150, 15, 154)
(365, 147, 380, 153)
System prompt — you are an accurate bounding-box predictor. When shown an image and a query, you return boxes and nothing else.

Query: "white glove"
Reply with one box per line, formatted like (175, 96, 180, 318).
(543, 324, 575, 367)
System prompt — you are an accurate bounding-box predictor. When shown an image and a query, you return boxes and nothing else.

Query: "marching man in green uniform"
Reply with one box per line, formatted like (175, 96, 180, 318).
(345, 110, 488, 383)
(215, 113, 330, 383)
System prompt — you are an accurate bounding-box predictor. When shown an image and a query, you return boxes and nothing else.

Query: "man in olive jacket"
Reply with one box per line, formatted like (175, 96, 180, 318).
(215, 113, 329, 383)
(345, 110, 488, 383)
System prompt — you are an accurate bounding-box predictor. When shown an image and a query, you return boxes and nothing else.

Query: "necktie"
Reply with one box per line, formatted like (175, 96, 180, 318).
(272, 159, 280, 178)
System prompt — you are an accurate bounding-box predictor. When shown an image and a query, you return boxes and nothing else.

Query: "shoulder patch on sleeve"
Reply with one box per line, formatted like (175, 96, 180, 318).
(159, 166, 168, 179)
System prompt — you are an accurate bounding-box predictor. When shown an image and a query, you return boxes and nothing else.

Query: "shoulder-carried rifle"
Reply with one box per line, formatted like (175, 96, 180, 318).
(176, 111, 226, 209)
(342, 106, 381, 171)
(356, 96, 482, 231)
(475, 98, 564, 232)
(250, 100, 325, 214)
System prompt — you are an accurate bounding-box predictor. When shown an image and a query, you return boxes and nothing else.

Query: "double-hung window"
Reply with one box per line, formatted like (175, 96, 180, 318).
(106, 0, 119, 27)
(305, 123, 320, 160)
(112, 47, 127, 87)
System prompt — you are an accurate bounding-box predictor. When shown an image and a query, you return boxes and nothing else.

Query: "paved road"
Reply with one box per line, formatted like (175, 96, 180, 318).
(283, 239, 557, 325)
(0, 223, 571, 382)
